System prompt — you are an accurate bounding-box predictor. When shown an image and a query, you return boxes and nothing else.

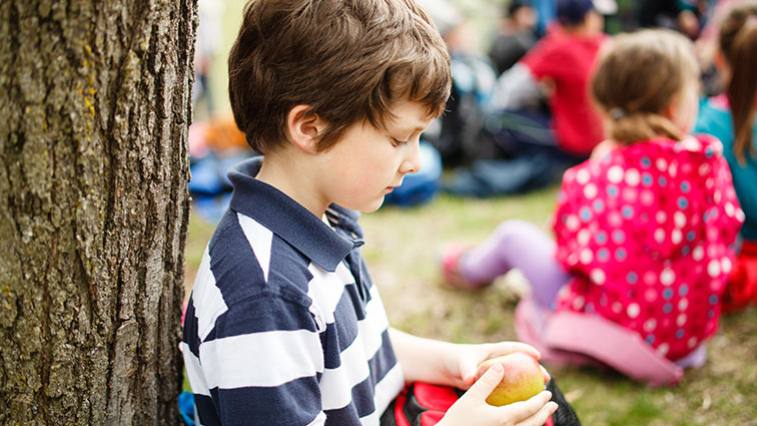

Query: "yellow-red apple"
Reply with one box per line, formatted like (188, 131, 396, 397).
(475, 352, 546, 406)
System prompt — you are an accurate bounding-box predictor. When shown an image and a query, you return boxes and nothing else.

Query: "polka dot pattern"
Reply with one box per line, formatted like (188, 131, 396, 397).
(552, 136, 743, 361)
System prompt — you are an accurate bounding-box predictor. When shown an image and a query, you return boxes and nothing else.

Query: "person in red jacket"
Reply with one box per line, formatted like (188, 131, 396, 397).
(445, 0, 612, 197)
(520, 0, 608, 157)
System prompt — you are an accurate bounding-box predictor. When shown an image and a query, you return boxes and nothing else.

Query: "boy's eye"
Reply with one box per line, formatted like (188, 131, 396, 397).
(390, 137, 409, 147)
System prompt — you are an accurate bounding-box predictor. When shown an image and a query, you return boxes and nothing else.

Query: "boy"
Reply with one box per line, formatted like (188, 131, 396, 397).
(181, 0, 557, 425)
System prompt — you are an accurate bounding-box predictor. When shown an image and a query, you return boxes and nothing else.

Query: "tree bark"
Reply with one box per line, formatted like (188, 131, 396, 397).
(0, 0, 195, 423)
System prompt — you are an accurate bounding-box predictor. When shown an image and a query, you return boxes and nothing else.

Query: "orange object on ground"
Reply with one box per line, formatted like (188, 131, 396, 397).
(205, 117, 249, 153)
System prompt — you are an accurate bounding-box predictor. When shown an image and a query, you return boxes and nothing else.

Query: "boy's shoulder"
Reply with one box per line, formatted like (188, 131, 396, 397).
(199, 210, 314, 312)
(200, 159, 365, 308)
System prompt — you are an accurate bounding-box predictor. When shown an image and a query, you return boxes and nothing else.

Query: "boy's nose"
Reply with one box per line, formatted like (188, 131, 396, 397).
(400, 141, 422, 175)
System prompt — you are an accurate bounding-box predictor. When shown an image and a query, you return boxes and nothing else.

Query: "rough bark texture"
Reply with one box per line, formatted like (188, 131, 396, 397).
(0, 0, 195, 423)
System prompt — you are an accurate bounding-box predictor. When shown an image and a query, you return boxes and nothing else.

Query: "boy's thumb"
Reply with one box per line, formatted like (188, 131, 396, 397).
(465, 362, 503, 400)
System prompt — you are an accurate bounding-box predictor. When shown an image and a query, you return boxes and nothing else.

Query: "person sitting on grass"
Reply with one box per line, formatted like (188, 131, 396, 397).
(694, 0, 757, 313)
(445, 0, 612, 198)
(443, 30, 744, 383)
(181, 0, 565, 425)
(488, 0, 538, 76)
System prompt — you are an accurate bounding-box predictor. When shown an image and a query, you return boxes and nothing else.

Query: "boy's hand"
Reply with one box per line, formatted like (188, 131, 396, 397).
(446, 342, 548, 390)
(438, 363, 558, 426)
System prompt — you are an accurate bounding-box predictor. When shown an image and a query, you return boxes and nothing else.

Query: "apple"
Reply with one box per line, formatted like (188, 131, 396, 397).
(475, 352, 546, 406)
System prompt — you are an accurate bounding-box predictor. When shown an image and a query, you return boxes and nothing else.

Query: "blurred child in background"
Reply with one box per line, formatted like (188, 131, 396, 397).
(417, 0, 498, 167)
(638, 0, 707, 38)
(442, 30, 744, 383)
(446, 0, 612, 197)
(695, 1, 757, 312)
(192, 0, 224, 119)
(488, 0, 538, 76)
(515, 0, 609, 158)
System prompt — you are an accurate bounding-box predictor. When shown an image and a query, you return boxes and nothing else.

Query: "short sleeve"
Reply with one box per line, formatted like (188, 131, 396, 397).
(193, 295, 326, 426)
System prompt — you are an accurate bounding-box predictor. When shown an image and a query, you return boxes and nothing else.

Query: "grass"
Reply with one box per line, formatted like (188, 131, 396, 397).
(184, 189, 756, 425)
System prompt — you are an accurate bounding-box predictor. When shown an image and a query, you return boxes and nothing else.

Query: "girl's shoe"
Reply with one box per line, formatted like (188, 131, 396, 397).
(441, 245, 492, 290)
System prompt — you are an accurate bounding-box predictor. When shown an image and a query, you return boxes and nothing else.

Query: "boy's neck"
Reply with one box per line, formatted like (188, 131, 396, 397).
(256, 152, 329, 218)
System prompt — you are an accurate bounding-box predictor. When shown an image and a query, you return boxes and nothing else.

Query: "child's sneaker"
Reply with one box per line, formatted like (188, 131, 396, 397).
(441, 245, 492, 290)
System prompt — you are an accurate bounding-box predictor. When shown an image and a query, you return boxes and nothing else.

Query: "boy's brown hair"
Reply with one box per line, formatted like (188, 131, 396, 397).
(591, 30, 699, 145)
(719, 0, 757, 162)
(228, 0, 452, 154)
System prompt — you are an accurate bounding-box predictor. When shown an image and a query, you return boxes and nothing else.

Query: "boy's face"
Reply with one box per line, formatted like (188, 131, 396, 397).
(314, 100, 433, 213)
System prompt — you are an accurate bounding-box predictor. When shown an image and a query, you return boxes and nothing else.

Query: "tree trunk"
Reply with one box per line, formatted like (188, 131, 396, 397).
(0, 0, 195, 423)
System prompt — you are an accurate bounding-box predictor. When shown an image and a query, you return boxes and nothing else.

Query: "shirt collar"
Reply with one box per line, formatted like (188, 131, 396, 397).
(228, 157, 361, 272)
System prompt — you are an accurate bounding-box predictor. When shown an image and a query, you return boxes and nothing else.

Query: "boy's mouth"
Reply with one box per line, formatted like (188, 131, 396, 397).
(385, 179, 403, 193)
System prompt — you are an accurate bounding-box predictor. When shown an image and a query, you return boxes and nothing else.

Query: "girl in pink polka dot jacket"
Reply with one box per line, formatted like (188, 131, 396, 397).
(442, 30, 745, 381)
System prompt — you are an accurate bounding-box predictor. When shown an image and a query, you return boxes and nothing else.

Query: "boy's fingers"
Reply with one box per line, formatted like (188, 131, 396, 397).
(462, 372, 477, 388)
(491, 342, 541, 360)
(459, 361, 481, 387)
(466, 362, 504, 400)
(472, 352, 552, 386)
(518, 402, 559, 426)
(497, 390, 552, 421)
(541, 366, 551, 384)
(473, 362, 493, 383)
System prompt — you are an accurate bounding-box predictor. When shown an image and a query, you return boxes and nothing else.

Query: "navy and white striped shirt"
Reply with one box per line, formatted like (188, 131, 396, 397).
(181, 158, 404, 425)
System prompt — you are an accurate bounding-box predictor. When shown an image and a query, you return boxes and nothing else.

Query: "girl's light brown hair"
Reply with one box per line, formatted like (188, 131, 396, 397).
(591, 30, 699, 145)
(719, 1, 757, 163)
(228, 0, 451, 154)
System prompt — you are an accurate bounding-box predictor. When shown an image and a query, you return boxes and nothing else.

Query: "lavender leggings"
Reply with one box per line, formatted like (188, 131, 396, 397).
(458, 219, 707, 368)
(459, 220, 568, 309)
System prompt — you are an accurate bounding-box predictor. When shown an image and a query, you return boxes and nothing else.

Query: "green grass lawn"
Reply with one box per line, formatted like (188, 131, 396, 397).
(184, 189, 756, 425)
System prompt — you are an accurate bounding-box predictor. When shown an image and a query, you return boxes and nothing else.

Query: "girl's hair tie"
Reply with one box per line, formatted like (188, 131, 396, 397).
(610, 107, 626, 119)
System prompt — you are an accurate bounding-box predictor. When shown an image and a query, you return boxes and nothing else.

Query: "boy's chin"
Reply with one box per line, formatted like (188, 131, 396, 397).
(350, 197, 385, 214)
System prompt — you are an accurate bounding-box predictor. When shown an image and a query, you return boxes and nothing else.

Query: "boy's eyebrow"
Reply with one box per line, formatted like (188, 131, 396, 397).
(395, 124, 429, 134)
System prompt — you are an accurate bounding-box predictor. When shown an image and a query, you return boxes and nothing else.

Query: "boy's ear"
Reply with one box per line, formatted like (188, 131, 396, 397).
(286, 105, 326, 154)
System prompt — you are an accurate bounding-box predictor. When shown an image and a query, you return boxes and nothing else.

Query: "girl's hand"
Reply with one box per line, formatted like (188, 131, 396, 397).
(445, 342, 549, 390)
(438, 363, 558, 426)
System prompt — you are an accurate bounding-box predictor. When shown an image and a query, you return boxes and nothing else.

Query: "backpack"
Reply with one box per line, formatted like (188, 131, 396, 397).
(379, 380, 581, 426)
